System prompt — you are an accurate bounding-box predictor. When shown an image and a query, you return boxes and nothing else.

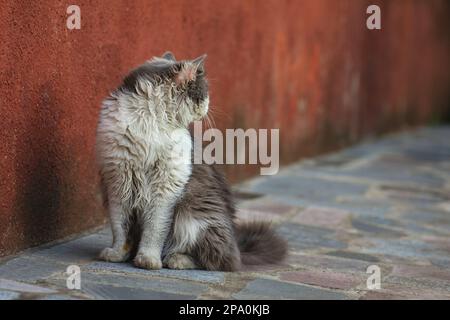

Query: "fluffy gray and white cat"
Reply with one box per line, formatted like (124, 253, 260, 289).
(96, 52, 287, 271)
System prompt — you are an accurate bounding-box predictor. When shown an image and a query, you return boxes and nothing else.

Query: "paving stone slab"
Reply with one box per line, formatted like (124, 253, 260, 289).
(279, 270, 364, 290)
(82, 282, 196, 300)
(378, 185, 448, 204)
(430, 258, 450, 269)
(384, 275, 450, 293)
(277, 223, 347, 251)
(376, 281, 450, 299)
(48, 272, 208, 296)
(320, 159, 446, 188)
(356, 216, 402, 228)
(351, 218, 405, 238)
(244, 175, 368, 202)
(29, 233, 111, 264)
(268, 195, 391, 218)
(84, 262, 225, 284)
(287, 253, 375, 275)
(292, 206, 351, 229)
(404, 146, 450, 163)
(401, 209, 450, 229)
(0, 290, 21, 300)
(0, 256, 65, 282)
(359, 238, 449, 261)
(0, 278, 56, 294)
(390, 264, 450, 281)
(38, 294, 84, 300)
(238, 197, 298, 217)
(233, 279, 348, 300)
(359, 291, 419, 300)
(325, 250, 380, 263)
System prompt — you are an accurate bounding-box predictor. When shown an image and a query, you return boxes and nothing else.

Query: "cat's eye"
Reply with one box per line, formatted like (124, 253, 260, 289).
(197, 69, 204, 76)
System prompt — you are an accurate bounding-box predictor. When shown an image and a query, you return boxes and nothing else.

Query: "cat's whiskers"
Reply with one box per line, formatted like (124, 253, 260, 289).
(204, 114, 212, 131)
(208, 106, 230, 122)
(207, 113, 216, 130)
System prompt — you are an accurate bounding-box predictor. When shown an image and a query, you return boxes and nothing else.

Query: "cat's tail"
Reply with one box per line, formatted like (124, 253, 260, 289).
(235, 221, 288, 266)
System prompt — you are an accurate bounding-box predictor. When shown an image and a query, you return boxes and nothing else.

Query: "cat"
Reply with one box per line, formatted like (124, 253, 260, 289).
(96, 52, 287, 271)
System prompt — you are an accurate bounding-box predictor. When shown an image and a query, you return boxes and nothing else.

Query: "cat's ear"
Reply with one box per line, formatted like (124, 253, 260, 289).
(174, 54, 207, 86)
(192, 54, 207, 73)
(162, 51, 176, 61)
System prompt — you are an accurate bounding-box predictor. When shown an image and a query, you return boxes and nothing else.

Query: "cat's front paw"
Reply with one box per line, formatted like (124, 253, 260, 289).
(134, 253, 162, 270)
(99, 247, 128, 262)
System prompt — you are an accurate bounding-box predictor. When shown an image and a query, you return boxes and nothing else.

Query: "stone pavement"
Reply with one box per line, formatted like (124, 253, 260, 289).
(1, 126, 450, 300)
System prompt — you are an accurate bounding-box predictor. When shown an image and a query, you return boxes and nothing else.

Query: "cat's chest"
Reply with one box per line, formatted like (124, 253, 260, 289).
(127, 124, 192, 165)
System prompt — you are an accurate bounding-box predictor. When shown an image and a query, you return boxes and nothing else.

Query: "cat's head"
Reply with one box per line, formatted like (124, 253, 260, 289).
(120, 52, 209, 125)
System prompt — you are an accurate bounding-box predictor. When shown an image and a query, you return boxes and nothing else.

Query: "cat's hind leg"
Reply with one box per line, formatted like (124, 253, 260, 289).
(163, 253, 197, 269)
(169, 213, 241, 271)
(191, 225, 241, 271)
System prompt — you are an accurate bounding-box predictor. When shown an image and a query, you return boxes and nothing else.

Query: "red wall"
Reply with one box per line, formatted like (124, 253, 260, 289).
(0, 0, 449, 257)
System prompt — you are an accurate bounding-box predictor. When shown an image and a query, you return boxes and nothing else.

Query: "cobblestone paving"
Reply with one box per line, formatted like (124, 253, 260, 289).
(1, 127, 450, 300)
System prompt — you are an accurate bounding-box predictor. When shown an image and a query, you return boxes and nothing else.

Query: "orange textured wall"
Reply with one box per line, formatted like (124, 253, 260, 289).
(0, 0, 449, 257)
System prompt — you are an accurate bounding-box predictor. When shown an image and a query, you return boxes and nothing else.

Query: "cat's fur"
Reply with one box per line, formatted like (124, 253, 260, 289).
(96, 52, 287, 271)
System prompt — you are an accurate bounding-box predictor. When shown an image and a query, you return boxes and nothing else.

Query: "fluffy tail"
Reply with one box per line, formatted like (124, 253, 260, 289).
(235, 221, 288, 266)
